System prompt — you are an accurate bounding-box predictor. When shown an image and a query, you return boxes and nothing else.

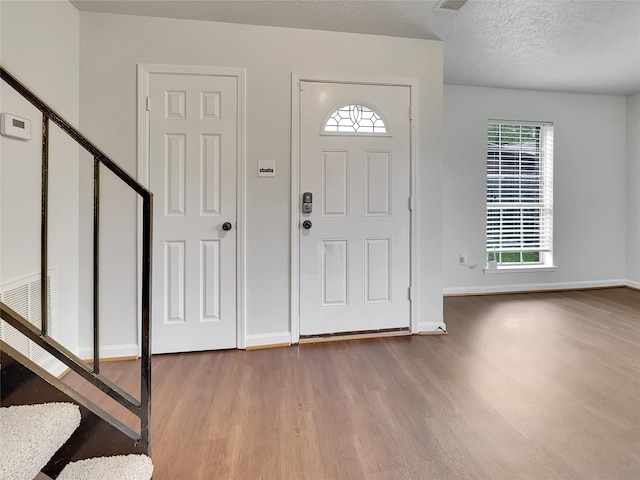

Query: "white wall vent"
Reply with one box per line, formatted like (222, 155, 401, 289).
(436, 0, 469, 11)
(0, 268, 63, 374)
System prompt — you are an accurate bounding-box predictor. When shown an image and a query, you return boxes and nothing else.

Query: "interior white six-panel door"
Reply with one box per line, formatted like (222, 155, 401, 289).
(149, 73, 237, 353)
(299, 82, 411, 336)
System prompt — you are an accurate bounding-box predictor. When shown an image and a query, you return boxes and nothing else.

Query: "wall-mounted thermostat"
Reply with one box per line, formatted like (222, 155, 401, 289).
(1, 113, 31, 140)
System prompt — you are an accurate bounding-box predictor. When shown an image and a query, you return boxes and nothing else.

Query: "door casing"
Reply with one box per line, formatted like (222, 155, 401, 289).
(137, 63, 247, 350)
(290, 72, 420, 344)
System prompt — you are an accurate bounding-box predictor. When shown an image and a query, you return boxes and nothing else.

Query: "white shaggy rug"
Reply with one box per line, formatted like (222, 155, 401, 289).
(0, 402, 81, 480)
(57, 454, 153, 480)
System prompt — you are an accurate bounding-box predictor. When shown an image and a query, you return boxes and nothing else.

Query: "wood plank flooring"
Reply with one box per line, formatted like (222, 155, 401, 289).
(64, 288, 640, 479)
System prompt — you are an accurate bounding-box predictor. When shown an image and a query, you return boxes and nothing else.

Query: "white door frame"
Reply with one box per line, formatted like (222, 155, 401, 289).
(136, 63, 247, 350)
(290, 72, 420, 344)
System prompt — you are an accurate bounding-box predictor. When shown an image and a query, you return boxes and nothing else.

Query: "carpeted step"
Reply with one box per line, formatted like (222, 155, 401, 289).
(56, 454, 153, 480)
(0, 402, 81, 480)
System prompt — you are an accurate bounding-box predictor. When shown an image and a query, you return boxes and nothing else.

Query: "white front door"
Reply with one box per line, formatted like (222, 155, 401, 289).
(149, 72, 237, 353)
(299, 81, 411, 336)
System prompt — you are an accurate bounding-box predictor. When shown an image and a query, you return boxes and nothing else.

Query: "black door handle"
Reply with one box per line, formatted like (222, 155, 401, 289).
(302, 220, 312, 230)
(222, 222, 232, 231)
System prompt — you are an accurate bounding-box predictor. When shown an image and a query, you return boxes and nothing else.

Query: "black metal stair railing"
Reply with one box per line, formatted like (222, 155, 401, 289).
(0, 66, 153, 453)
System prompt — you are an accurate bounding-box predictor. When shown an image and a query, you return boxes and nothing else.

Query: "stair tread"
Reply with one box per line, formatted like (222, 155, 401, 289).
(0, 403, 80, 480)
(57, 454, 153, 480)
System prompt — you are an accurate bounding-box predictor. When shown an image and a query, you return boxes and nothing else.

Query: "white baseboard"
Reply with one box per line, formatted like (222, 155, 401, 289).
(76, 343, 139, 361)
(443, 279, 628, 296)
(419, 321, 447, 333)
(627, 280, 640, 290)
(245, 332, 291, 349)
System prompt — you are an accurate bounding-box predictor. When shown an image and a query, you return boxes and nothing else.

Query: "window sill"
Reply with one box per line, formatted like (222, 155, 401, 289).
(483, 265, 557, 274)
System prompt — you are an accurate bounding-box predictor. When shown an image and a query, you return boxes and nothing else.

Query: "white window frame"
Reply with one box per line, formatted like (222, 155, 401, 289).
(485, 120, 555, 271)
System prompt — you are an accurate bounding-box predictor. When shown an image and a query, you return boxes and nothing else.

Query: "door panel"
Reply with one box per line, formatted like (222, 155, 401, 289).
(365, 238, 391, 303)
(165, 241, 185, 324)
(365, 152, 391, 216)
(299, 82, 411, 336)
(322, 151, 348, 216)
(322, 239, 349, 306)
(149, 73, 237, 353)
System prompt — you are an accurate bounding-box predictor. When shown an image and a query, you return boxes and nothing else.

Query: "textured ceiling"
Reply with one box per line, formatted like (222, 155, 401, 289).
(71, 0, 640, 95)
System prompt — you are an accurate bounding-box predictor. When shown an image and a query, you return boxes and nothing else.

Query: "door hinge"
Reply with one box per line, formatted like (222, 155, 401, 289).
(408, 197, 414, 211)
(408, 287, 413, 301)
(409, 107, 412, 121)
(299, 81, 304, 92)
(146, 96, 151, 111)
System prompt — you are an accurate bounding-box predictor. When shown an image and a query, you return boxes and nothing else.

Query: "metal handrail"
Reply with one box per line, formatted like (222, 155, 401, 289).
(0, 66, 152, 453)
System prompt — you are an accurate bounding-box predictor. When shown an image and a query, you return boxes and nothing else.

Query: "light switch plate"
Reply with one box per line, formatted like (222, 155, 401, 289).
(258, 161, 275, 177)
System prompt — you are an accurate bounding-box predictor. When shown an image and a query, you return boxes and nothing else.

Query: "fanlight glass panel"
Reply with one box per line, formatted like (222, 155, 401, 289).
(324, 104, 387, 134)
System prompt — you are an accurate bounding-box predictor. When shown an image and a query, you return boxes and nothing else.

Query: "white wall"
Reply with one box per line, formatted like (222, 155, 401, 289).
(443, 85, 628, 294)
(78, 12, 444, 348)
(627, 93, 640, 287)
(0, 0, 80, 352)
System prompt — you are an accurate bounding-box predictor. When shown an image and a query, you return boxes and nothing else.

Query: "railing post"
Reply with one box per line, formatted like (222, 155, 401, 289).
(93, 157, 100, 373)
(140, 193, 153, 454)
(3, 65, 153, 455)
(41, 115, 49, 336)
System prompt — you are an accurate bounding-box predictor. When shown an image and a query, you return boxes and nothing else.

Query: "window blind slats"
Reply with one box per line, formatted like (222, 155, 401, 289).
(486, 122, 554, 265)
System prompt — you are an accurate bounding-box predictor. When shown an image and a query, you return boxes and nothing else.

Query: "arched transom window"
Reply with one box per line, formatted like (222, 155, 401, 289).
(323, 104, 387, 134)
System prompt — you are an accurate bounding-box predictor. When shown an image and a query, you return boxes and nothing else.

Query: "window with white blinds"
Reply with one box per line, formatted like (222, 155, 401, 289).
(486, 121, 554, 266)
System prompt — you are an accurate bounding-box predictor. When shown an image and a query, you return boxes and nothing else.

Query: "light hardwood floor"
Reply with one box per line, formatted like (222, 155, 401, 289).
(65, 288, 640, 479)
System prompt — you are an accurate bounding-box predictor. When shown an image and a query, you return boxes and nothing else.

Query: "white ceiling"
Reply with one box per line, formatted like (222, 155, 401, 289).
(71, 0, 640, 95)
